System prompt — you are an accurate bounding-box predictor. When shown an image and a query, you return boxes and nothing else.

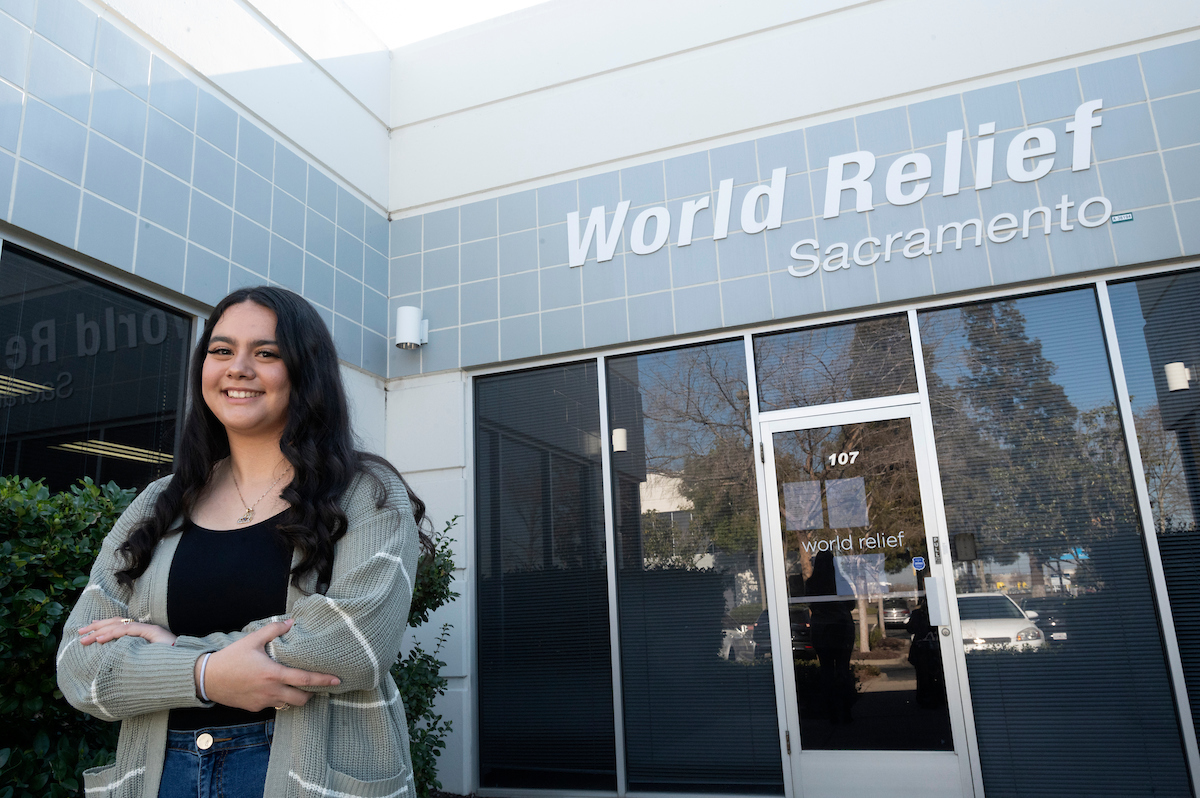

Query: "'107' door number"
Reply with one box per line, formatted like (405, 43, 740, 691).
(828, 451, 859, 466)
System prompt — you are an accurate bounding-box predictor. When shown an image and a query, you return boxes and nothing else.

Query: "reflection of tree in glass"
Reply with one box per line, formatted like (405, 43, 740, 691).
(775, 422, 924, 576)
(774, 420, 925, 652)
(1133, 404, 1195, 533)
(639, 509, 704, 569)
(625, 342, 762, 598)
(754, 314, 916, 411)
(922, 301, 1138, 596)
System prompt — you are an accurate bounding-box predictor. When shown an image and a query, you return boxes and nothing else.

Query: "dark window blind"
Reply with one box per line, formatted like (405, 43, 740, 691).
(921, 290, 1190, 797)
(475, 362, 616, 790)
(1111, 270, 1200, 742)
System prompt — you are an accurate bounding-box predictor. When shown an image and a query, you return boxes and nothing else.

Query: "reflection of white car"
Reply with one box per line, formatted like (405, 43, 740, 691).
(957, 593, 1044, 652)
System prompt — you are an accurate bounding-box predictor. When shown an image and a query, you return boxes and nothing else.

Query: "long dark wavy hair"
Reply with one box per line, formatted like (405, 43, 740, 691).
(116, 286, 431, 591)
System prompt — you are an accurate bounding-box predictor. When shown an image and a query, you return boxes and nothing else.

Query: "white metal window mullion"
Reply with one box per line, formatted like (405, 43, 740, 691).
(1095, 279, 1200, 785)
(906, 308, 985, 798)
(743, 332, 797, 797)
(596, 354, 628, 796)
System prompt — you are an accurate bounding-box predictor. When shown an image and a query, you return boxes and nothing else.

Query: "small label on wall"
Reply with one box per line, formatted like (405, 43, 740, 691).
(1111, 212, 1134, 223)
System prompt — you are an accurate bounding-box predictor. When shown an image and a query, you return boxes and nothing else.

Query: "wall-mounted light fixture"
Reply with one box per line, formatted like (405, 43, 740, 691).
(612, 428, 628, 452)
(395, 306, 428, 349)
(1165, 361, 1192, 392)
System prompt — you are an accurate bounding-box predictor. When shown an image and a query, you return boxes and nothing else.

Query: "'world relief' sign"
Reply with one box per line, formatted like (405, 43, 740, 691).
(566, 100, 1111, 277)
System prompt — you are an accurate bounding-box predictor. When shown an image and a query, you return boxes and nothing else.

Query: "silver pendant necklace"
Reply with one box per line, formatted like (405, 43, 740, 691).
(230, 461, 290, 524)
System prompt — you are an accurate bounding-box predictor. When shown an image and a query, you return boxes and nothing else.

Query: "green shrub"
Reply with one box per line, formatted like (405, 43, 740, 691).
(0, 478, 459, 798)
(0, 476, 134, 798)
(393, 516, 460, 798)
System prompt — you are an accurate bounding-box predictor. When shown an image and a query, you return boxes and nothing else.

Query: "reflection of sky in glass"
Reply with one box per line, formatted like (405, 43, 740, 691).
(783, 481, 822, 530)
(1020, 291, 1112, 411)
(1109, 282, 1157, 411)
(827, 477, 868, 527)
(922, 289, 1115, 412)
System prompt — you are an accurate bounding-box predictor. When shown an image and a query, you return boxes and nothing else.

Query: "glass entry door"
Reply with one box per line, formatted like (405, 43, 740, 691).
(760, 404, 975, 798)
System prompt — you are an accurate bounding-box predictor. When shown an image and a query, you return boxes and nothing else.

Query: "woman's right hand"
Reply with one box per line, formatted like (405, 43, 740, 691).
(198, 619, 341, 711)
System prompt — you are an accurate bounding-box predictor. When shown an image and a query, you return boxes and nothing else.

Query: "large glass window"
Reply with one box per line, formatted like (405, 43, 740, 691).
(0, 246, 189, 491)
(1110, 268, 1200, 732)
(754, 314, 916, 412)
(921, 290, 1190, 797)
(607, 340, 783, 793)
(475, 362, 615, 789)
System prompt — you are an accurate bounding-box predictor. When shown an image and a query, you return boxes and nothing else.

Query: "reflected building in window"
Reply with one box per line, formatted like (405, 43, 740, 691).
(0, 246, 190, 492)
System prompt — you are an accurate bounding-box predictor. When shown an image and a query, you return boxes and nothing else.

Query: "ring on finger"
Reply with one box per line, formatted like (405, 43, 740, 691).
(121, 618, 133, 624)
(274, 703, 291, 711)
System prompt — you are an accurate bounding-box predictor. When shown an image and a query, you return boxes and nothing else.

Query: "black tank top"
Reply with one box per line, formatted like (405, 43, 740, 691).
(166, 513, 291, 730)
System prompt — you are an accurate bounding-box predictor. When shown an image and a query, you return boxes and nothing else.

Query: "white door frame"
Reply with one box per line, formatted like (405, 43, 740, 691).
(757, 399, 980, 798)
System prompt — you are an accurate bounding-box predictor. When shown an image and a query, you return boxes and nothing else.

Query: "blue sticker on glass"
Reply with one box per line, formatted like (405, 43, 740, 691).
(913, 556, 927, 571)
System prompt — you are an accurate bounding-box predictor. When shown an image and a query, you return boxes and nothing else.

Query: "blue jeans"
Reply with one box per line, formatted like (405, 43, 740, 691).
(158, 720, 274, 798)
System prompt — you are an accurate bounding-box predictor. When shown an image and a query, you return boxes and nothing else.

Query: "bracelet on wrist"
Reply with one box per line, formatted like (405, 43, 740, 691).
(197, 652, 213, 703)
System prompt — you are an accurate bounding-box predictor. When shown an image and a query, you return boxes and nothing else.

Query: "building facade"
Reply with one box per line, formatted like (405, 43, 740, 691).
(4, 1, 1200, 796)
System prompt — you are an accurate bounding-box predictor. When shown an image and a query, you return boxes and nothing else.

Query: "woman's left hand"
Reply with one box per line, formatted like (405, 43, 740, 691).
(78, 617, 178, 647)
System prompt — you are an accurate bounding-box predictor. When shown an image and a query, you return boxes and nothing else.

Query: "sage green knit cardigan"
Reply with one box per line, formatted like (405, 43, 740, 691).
(56, 467, 420, 797)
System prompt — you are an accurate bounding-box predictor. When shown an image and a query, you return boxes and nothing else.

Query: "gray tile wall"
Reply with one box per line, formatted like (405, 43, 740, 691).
(389, 39, 1200, 377)
(0, 0, 390, 374)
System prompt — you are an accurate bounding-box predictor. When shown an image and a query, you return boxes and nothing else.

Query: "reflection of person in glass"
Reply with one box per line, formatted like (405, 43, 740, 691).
(906, 594, 946, 708)
(807, 551, 856, 724)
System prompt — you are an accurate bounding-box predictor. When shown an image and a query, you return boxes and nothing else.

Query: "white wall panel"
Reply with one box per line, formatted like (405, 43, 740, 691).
(428, 683, 471, 795)
(386, 371, 466, 472)
(389, 0, 1200, 211)
(403, 470, 467, 564)
(100, 0, 389, 204)
(342, 365, 387, 456)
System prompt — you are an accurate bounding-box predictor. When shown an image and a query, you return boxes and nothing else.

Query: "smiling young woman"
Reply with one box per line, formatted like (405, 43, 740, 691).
(56, 286, 433, 798)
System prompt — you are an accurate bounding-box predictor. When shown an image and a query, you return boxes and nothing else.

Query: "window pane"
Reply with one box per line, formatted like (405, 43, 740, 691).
(921, 290, 1190, 797)
(0, 246, 189, 491)
(754, 314, 916, 412)
(607, 340, 783, 793)
(1110, 269, 1200, 730)
(475, 362, 615, 789)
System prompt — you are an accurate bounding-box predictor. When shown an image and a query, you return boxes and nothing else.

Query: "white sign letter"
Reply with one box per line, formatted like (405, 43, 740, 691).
(677, 196, 710, 247)
(943, 129, 964, 197)
(823, 151, 876, 219)
(741, 167, 787, 234)
(1006, 128, 1056, 182)
(1077, 196, 1112, 228)
(714, 179, 734, 240)
(1065, 100, 1103, 172)
(975, 123, 996, 190)
(567, 201, 631, 267)
(886, 153, 931, 206)
(789, 239, 820, 277)
(630, 207, 671, 255)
